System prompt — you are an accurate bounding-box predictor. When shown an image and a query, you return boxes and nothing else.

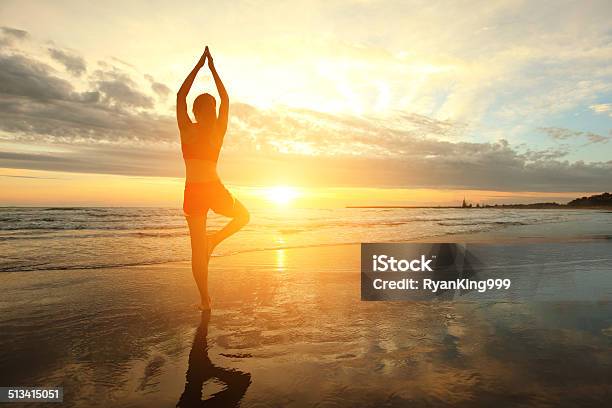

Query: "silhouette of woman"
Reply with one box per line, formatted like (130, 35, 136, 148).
(178, 47, 250, 310)
(177, 311, 251, 407)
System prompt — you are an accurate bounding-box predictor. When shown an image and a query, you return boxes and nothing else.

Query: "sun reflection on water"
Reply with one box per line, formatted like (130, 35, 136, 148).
(275, 249, 286, 272)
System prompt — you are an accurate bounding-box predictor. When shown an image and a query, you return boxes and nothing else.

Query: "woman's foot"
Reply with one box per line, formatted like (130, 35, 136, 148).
(192, 294, 212, 311)
(192, 302, 209, 311)
(198, 295, 212, 311)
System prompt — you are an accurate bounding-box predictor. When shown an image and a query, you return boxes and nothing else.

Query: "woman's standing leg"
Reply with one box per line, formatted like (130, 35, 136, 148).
(186, 214, 211, 309)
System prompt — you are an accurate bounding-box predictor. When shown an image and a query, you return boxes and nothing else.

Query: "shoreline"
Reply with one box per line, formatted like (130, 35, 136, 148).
(4, 214, 609, 275)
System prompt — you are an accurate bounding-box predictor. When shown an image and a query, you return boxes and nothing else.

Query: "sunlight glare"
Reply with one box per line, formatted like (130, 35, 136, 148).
(263, 186, 300, 206)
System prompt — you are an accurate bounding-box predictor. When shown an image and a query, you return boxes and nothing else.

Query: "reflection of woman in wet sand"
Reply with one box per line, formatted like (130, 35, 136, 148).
(177, 47, 250, 310)
(177, 311, 251, 407)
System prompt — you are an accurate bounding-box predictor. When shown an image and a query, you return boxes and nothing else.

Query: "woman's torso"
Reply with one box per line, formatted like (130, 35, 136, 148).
(181, 123, 221, 183)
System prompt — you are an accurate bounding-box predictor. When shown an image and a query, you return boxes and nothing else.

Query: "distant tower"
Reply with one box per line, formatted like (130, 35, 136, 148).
(462, 197, 467, 208)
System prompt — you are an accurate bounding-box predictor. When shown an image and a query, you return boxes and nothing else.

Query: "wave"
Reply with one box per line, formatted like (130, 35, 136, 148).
(0, 223, 186, 232)
(0, 229, 189, 241)
(0, 207, 579, 273)
(0, 241, 370, 272)
(437, 221, 528, 227)
(0, 230, 510, 272)
(40, 207, 85, 211)
(0, 259, 185, 273)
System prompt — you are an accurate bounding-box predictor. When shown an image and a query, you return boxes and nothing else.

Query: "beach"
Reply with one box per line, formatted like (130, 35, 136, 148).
(1, 214, 612, 407)
(2, 2, 611, 405)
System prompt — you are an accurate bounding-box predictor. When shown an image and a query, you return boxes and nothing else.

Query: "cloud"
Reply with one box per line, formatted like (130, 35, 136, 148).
(539, 127, 610, 144)
(216, 107, 612, 191)
(590, 103, 612, 117)
(0, 23, 611, 193)
(2, 90, 611, 192)
(96, 78, 154, 108)
(48, 48, 87, 76)
(585, 133, 611, 144)
(151, 82, 171, 98)
(145, 74, 171, 99)
(0, 173, 60, 179)
(0, 51, 172, 144)
(92, 69, 154, 108)
(0, 54, 74, 100)
(0, 26, 29, 45)
(1, 26, 28, 39)
(0, 148, 180, 177)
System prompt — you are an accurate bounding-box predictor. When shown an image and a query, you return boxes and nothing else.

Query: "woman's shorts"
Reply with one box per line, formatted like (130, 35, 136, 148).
(183, 180, 236, 217)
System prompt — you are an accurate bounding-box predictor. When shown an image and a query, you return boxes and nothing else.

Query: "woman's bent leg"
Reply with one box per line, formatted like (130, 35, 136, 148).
(186, 214, 210, 309)
(209, 199, 249, 255)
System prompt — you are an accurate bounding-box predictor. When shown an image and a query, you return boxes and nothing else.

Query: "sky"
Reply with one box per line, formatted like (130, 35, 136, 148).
(0, 0, 611, 207)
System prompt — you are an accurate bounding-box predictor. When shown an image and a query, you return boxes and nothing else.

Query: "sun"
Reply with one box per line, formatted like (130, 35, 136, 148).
(263, 186, 300, 206)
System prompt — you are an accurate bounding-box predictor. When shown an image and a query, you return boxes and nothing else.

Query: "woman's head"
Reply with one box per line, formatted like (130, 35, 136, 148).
(193, 93, 216, 123)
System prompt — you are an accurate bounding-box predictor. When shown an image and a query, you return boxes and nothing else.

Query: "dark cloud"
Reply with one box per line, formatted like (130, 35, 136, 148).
(1, 27, 29, 39)
(92, 69, 154, 108)
(0, 54, 73, 100)
(216, 151, 612, 192)
(0, 94, 174, 143)
(0, 26, 29, 45)
(48, 48, 87, 76)
(0, 148, 181, 178)
(96, 79, 154, 108)
(0, 52, 172, 143)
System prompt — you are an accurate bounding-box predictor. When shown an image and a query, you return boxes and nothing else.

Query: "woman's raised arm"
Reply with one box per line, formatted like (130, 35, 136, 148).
(206, 48, 229, 137)
(177, 49, 207, 132)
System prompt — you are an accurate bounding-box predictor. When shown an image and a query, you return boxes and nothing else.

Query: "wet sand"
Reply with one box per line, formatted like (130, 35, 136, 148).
(1, 221, 612, 407)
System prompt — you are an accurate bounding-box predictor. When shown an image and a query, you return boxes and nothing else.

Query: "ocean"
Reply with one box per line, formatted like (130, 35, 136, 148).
(0, 206, 588, 272)
(1, 207, 611, 406)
